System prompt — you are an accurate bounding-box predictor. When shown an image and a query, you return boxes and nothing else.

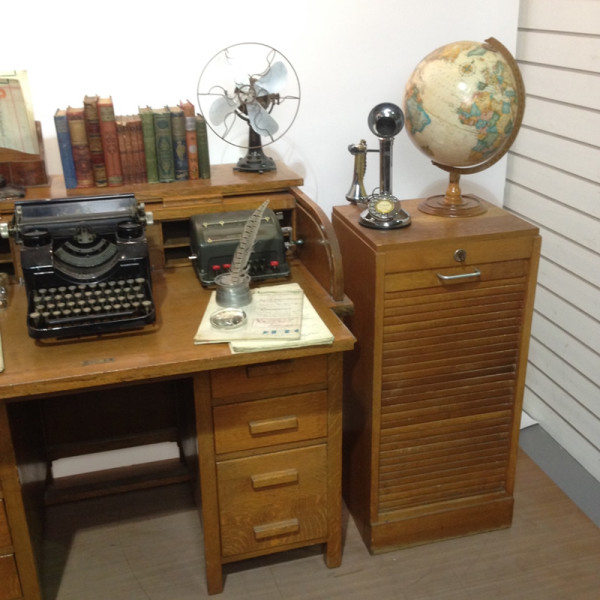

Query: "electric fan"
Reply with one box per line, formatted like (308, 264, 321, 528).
(197, 42, 301, 172)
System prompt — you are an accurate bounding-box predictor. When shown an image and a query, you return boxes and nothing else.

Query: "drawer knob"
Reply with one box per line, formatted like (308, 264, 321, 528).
(253, 518, 300, 540)
(251, 468, 299, 490)
(249, 415, 298, 436)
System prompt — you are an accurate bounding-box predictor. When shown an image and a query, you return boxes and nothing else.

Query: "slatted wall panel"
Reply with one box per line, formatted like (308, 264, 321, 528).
(377, 270, 529, 513)
(504, 0, 600, 481)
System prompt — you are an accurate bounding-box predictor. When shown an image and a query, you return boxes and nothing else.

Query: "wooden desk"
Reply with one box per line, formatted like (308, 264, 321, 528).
(0, 163, 355, 599)
(0, 264, 355, 599)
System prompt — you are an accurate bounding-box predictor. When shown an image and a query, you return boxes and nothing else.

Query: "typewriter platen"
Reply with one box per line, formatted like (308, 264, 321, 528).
(6, 194, 155, 339)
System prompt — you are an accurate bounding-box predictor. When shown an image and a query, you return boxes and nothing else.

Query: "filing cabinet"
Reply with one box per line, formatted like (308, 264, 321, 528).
(332, 199, 540, 553)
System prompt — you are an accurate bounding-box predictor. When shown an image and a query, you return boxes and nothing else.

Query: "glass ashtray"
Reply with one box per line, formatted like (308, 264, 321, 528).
(209, 308, 247, 330)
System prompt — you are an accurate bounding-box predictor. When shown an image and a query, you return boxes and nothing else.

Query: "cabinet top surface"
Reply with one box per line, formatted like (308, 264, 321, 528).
(0, 162, 304, 211)
(0, 265, 354, 401)
(333, 198, 539, 249)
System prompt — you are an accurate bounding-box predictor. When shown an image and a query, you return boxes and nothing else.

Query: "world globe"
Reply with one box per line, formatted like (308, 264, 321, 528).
(403, 37, 525, 216)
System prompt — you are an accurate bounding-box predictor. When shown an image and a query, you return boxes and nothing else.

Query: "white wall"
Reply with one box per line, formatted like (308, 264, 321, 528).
(505, 0, 600, 481)
(4, 0, 520, 218)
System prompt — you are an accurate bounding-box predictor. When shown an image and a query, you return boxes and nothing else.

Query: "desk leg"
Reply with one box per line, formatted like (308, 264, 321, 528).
(193, 373, 224, 595)
(325, 353, 343, 568)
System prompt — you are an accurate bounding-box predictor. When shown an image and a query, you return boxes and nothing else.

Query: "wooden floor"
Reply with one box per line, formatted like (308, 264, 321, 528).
(42, 449, 600, 600)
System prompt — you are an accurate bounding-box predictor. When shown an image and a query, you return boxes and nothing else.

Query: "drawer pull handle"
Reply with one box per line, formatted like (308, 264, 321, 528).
(253, 518, 299, 540)
(246, 359, 295, 378)
(436, 268, 481, 282)
(251, 468, 299, 490)
(249, 415, 298, 436)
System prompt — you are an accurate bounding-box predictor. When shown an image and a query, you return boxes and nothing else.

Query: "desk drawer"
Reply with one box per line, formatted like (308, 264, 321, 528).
(0, 499, 12, 548)
(0, 553, 22, 600)
(211, 355, 328, 401)
(213, 391, 328, 454)
(217, 445, 328, 558)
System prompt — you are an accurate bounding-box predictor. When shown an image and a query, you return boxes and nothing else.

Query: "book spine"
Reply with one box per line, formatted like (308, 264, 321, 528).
(83, 95, 108, 187)
(66, 106, 94, 188)
(180, 100, 199, 180)
(170, 107, 188, 181)
(129, 115, 147, 184)
(53, 109, 78, 188)
(97, 97, 123, 186)
(139, 107, 159, 183)
(116, 117, 134, 185)
(196, 115, 211, 179)
(153, 109, 175, 183)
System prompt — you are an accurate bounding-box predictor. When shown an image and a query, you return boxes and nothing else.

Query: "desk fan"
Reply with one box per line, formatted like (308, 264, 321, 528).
(197, 42, 301, 172)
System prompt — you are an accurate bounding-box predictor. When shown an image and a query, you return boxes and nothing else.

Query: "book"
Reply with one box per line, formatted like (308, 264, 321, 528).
(153, 108, 175, 183)
(180, 100, 199, 180)
(66, 106, 94, 188)
(195, 114, 211, 179)
(83, 95, 107, 187)
(53, 108, 77, 188)
(169, 106, 188, 181)
(127, 114, 146, 184)
(139, 106, 158, 183)
(116, 116, 135, 185)
(97, 97, 123, 186)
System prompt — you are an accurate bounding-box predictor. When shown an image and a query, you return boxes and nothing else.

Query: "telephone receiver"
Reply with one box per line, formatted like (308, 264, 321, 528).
(346, 102, 411, 229)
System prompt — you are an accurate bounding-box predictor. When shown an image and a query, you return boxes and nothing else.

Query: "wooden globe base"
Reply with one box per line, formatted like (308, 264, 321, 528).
(419, 172, 487, 217)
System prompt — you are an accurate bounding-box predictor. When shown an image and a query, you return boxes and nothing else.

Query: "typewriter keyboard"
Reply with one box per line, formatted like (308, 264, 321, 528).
(27, 277, 155, 338)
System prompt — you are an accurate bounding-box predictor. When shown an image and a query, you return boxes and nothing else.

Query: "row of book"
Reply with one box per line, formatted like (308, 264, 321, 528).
(54, 97, 211, 189)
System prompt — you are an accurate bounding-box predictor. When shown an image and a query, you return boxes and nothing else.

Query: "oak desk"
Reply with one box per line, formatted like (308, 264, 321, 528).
(0, 165, 355, 599)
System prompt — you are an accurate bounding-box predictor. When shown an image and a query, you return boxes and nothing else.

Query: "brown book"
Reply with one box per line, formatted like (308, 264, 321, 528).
(180, 99, 199, 180)
(127, 115, 147, 184)
(66, 106, 94, 188)
(83, 95, 107, 187)
(116, 116, 134, 185)
(97, 97, 123, 186)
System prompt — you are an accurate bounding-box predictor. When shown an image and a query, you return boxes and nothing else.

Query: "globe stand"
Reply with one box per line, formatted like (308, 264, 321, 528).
(419, 171, 487, 217)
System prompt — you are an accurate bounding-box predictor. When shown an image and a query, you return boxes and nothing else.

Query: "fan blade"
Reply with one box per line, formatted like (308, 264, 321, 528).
(247, 103, 279, 137)
(256, 61, 287, 94)
(209, 95, 238, 125)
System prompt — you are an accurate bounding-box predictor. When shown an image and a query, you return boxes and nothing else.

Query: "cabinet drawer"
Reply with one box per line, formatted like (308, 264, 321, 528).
(0, 553, 22, 600)
(211, 355, 328, 401)
(0, 499, 11, 548)
(217, 445, 328, 558)
(213, 390, 328, 454)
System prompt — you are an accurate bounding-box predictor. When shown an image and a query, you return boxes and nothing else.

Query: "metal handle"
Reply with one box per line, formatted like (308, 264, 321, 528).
(436, 268, 481, 282)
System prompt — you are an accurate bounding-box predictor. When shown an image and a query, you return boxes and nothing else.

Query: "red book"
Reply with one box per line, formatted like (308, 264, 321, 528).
(66, 106, 94, 188)
(180, 99, 199, 180)
(97, 97, 123, 186)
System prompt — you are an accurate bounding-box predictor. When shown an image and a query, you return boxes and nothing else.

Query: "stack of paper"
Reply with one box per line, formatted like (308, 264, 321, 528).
(194, 283, 334, 353)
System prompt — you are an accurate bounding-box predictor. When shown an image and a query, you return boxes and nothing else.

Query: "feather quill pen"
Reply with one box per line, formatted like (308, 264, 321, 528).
(228, 200, 270, 283)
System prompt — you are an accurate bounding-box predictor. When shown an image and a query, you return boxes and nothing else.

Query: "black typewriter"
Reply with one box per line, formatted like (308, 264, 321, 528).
(6, 194, 155, 339)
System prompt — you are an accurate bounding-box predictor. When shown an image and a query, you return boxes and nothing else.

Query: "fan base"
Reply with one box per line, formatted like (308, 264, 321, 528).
(235, 150, 277, 173)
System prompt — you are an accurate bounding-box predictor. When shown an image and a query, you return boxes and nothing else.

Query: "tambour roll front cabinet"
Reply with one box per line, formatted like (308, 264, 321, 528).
(332, 199, 540, 553)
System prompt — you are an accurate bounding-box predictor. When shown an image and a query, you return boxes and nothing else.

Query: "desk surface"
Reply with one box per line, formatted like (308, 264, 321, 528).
(0, 264, 354, 401)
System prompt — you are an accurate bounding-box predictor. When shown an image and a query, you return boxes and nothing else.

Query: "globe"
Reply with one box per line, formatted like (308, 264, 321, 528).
(403, 37, 525, 216)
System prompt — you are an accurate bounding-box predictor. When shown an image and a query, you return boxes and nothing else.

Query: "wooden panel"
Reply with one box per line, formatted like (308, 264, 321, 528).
(0, 498, 12, 548)
(517, 30, 600, 71)
(520, 97, 600, 147)
(213, 391, 328, 454)
(511, 128, 600, 183)
(517, 63, 599, 109)
(210, 355, 328, 402)
(519, 0, 600, 33)
(217, 445, 328, 558)
(0, 553, 22, 600)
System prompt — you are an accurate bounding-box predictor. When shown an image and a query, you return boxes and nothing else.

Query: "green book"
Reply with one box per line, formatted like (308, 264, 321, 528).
(169, 106, 189, 180)
(152, 107, 175, 183)
(195, 114, 211, 179)
(139, 106, 159, 183)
